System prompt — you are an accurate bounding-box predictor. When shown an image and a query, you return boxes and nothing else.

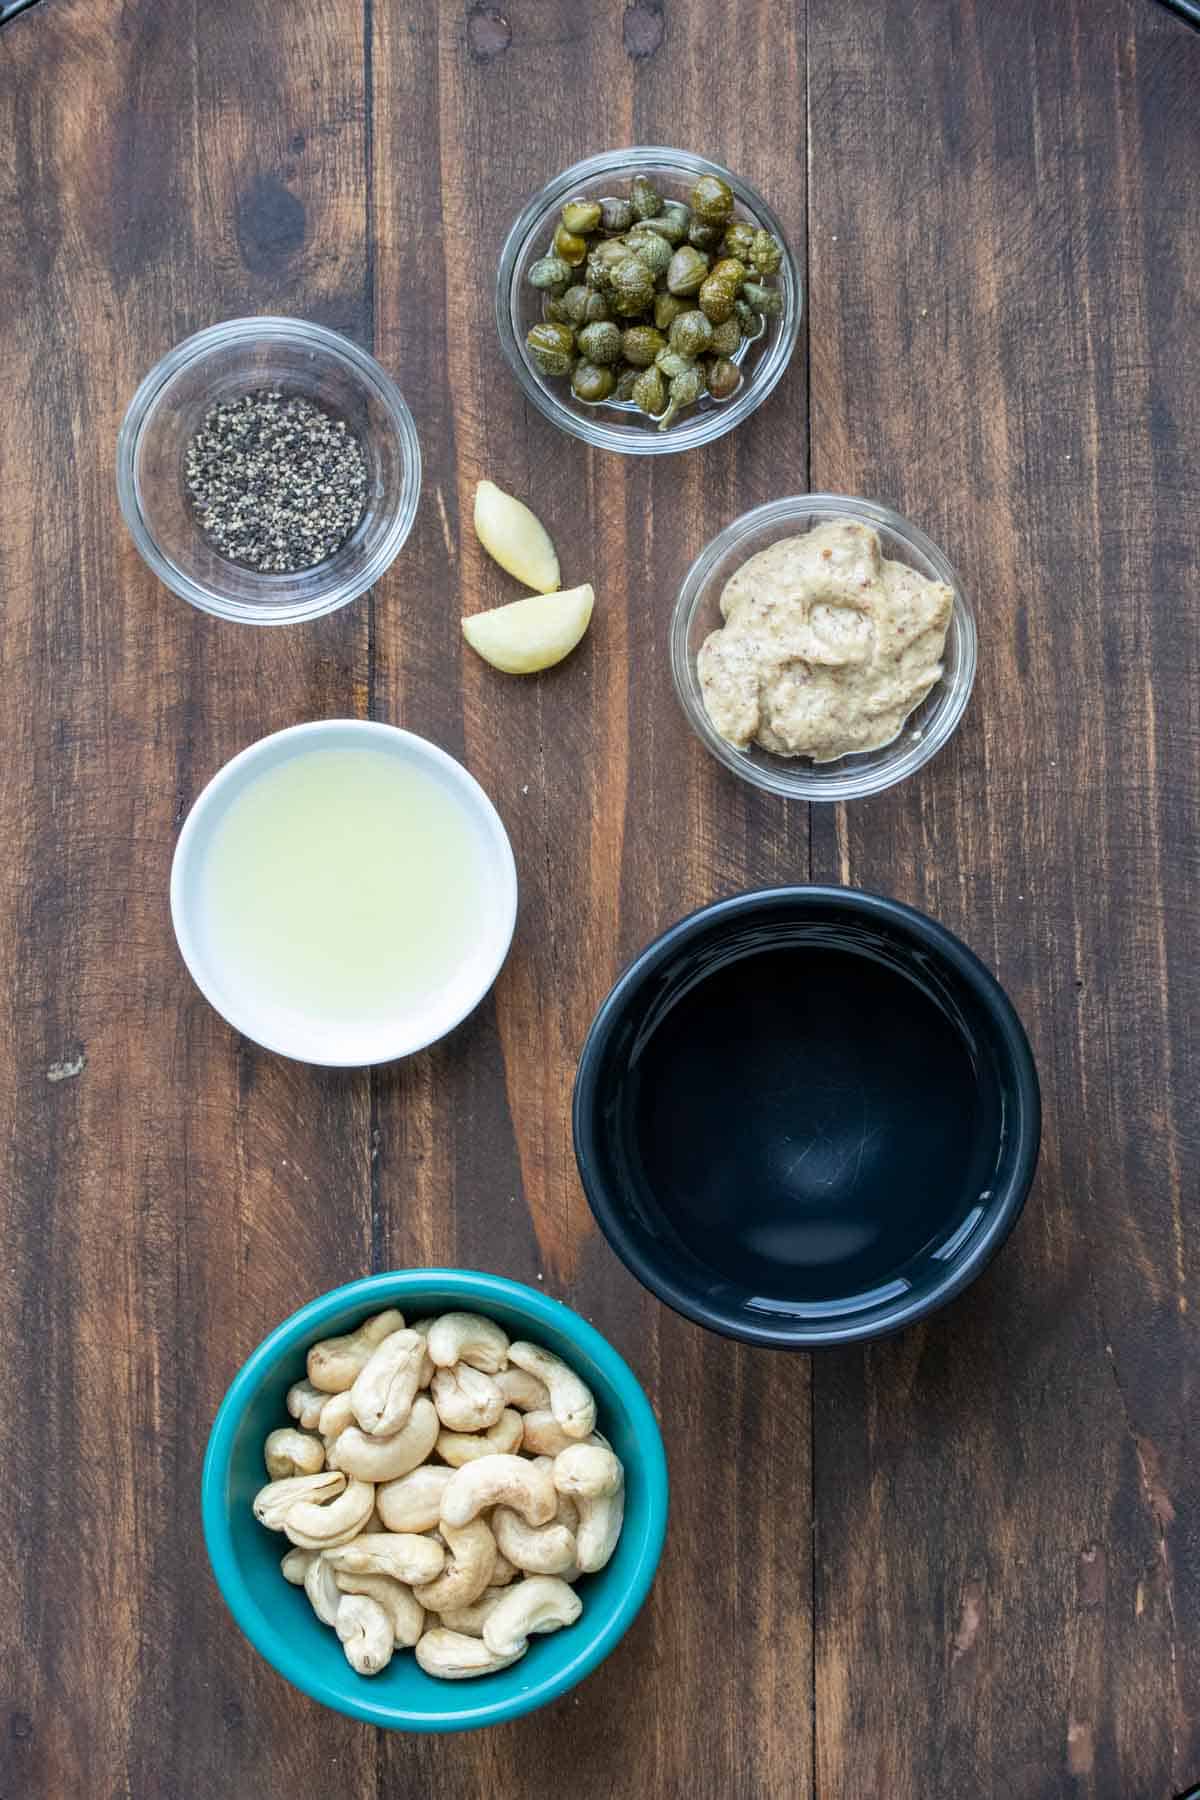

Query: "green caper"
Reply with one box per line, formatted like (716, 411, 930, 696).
(625, 230, 673, 279)
(750, 228, 784, 276)
(707, 356, 741, 400)
(528, 254, 573, 291)
(658, 364, 706, 431)
(622, 324, 667, 367)
(735, 297, 765, 337)
(586, 237, 631, 290)
(668, 309, 714, 358)
(742, 280, 783, 317)
(614, 365, 642, 404)
(608, 254, 656, 316)
(709, 256, 747, 291)
(544, 294, 570, 324)
(553, 223, 589, 267)
(632, 365, 667, 417)
(708, 315, 742, 355)
(666, 245, 709, 295)
(582, 289, 610, 323)
(721, 221, 757, 262)
(643, 201, 691, 245)
(690, 173, 735, 225)
(600, 196, 635, 233)
(687, 218, 724, 252)
(654, 347, 695, 381)
(698, 274, 738, 324)
(562, 199, 603, 236)
(556, 284, 591, 325)
(653, 292, 689, 332)
(571, 359, 617, 403)
(577, 320, 623, 365)
(630, 174, 662, 220)
(525, 320, 577, 377)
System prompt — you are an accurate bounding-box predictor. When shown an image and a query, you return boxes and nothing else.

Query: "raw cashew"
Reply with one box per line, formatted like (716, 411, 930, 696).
(431, 1364, 505, 1433)
(412, 1519, 497, 1612)
(437, 1586, 510, 1637)
(408, 1319, 437, 1387)
(307, 1309, 406, 1394)
(264, 1427, 325, 1480)
(304, 1552, 343, 1625)
(284, 1478, 376, 1551)
(440, 1454, 557, 1530)
(495, 1367, 551, 1412)
(334, 1569, 424, 1648)
(520, 1410, 576, 1457)
(377, 1465, 453, 1533)
(336, 1593, 394, 1675)
(492, 1505, 577, 1576)
(553, 1443, 623, 1500)
(427, 1311, 510, 1374)
(323, 1532, 445, 1587)
(329, 1397, 439, 1482)
(287, 1380, 332, 1432)
(415, 1626, 525, 1680)
(318, 1390, 356, 1447)
(528, 1460, 582, 1531)
(508, 1344, 596, 1440)
(350, 1329, 427, 1437)
(491, 1549, 519, 1587)
(436, 1409, 523, 1467)
(253, 1471, 345, 1532)
(281, 1546, 316, 1586)
(573, 1476, 625, 1574)
(482, 1576, 583, 1658)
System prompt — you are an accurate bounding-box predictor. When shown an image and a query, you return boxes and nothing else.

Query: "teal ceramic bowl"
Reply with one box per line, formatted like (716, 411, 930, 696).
(202, 1270, 669, 1730)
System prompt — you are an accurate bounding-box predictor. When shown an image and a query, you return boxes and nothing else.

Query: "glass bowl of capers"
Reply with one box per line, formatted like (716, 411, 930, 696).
(496, 150, 801, 455)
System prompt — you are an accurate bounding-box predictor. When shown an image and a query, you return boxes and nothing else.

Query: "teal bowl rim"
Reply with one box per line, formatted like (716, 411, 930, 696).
(201, 1269, 670, 1731)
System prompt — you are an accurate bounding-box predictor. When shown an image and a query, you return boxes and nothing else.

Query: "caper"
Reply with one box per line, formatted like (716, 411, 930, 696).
(630, 174, 662, 220)
(643, 201, 691, 245)
(544, 294, 570, 324)
(582, 289, 611, 323)
(608, 254, 656, 316)
(690, 173, 735, 225)
(668, 309, 714, 358)
(600, 196, 635, 233)
(750, 228, 784, 276)
(632, 365, 667, 417)
(577, 320, 623, 365)
(735, 297, 765, 337)
(556, 284, 591, 325)
(709, 256, 747, 291)
(654, 347, 695, 381)
(528, 254, 573, 292)
(707, 355, 741, 401)
(614, 365, 642, 403)
(698, 274, 738, 324)
(622, 324, 667, 367)
(562, 199, 603, 236)
(708, 315, 742, 355)
(587, 237, 631, 290)
(666, 245, 709, 296)
(721, 221, 757, 262)
(653, 292, 689, 332)
(525, 320, 577, 377)
(625, 230, 673, 278)
(743, 280, 783, 317)
(571, 359, 617, 403)
(687, 218, 724, 252)
(658, 364, 706, 431)
(553, 224, 589, 267)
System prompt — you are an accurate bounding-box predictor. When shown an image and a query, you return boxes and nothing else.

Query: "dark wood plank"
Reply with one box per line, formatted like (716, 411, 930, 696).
(806, 2, 1200, 1795)
(369, 3, 812, 1794)
(0, 2, 376, 1795)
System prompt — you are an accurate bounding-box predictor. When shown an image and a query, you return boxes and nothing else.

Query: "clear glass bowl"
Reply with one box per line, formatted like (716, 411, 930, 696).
(671, 495, 977, 800)
(495, 148, 802, 456)
(117, 318, 421, 624)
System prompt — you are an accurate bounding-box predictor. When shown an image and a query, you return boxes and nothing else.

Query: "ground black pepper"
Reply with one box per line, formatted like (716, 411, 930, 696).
(184, 389, 368, 573)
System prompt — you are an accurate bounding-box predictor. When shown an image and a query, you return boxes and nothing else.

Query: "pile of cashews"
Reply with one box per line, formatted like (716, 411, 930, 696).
(252, 1308, 625, 1680)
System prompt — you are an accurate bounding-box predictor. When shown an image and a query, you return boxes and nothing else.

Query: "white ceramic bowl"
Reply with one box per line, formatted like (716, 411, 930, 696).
(170, 721, 517, 1065)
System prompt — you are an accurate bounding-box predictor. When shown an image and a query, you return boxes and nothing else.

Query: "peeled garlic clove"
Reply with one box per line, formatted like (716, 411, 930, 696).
(462, 584, 594, 675)
(473, 480, 560, 593)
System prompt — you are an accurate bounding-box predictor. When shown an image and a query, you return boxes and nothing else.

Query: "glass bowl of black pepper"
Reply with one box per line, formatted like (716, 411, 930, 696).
(117, 318, 421, 624)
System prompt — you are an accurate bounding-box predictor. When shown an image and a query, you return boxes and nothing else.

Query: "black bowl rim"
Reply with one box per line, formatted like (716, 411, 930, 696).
(572, 886, 1042, 1348)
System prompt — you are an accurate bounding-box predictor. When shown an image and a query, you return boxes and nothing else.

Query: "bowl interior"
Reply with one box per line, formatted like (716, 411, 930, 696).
(125, 321, 419, 620)
(498, 150, 801, 455)
(203, 1272, 668, 1730)
(672, 496, 976, 800)
(574, 891, 1039, 1346)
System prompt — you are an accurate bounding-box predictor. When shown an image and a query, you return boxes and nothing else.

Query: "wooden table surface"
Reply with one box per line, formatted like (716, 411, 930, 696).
(2, 2, 1198, 1795)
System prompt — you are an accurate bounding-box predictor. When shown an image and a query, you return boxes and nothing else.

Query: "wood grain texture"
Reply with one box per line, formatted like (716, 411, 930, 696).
(806, 3, 1200, 1796)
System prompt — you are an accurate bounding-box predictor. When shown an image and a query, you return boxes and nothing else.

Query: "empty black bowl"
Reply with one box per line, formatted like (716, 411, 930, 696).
(573, 888, 1040, 1347)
